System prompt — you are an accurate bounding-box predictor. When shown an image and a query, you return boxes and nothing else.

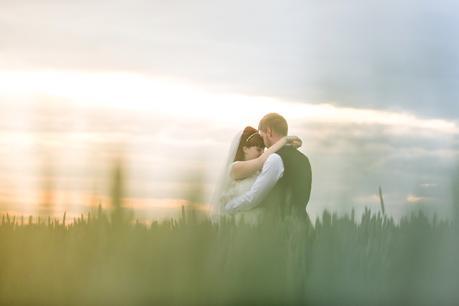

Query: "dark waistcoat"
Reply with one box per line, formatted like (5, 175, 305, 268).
(261, 146, 312, 221)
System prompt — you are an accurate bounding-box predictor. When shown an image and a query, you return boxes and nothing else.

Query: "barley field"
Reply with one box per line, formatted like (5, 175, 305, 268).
(1, 205, 458, 306)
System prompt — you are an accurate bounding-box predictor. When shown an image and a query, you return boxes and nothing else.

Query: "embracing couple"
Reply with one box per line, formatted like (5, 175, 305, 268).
(213, 113, 312, 224)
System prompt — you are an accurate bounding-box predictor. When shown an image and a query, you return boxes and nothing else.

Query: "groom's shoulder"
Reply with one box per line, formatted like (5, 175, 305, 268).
(278, 146, 310, 164)
(264, 153, 284, 171)
(278, 146, 305, 158)
(266, 153, 283, 164)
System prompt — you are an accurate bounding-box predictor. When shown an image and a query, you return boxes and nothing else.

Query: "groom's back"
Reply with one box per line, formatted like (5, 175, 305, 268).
(276, 146, 312, 217)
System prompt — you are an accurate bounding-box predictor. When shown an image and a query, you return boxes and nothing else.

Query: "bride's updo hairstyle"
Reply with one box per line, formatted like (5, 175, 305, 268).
(234, 126, 265, 162)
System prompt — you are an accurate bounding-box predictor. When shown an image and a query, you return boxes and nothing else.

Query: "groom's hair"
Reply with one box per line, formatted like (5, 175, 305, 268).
(258, 113, 288, 136)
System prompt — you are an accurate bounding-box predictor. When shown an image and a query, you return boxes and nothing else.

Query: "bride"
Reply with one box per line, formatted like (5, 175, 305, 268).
(212, 126, 301, 223)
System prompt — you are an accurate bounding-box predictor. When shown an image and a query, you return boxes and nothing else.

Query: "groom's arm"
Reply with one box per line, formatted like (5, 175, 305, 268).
(224, 154, 284, 213)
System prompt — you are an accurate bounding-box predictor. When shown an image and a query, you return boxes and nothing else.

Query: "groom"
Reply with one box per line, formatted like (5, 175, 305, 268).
(225, 113, 312, 222)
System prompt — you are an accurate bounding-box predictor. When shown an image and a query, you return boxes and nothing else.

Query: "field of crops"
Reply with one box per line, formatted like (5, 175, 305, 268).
(1, 205, 458, 306)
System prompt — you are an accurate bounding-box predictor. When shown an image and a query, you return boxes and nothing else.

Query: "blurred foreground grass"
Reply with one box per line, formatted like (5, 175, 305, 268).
(1, 207, 458, 306)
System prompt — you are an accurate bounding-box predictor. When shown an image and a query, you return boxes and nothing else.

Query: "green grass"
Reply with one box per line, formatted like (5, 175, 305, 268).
(1, 207, 458, 305)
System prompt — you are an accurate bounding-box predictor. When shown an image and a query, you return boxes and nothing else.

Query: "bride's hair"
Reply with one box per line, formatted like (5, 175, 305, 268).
(234, 126, 265, 162)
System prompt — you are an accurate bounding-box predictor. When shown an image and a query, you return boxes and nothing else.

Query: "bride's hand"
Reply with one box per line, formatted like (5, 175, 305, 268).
(286, 136, 302, 148)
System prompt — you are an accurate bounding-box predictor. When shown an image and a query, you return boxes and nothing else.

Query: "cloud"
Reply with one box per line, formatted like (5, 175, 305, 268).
(1, 0, 458, 119)
(1, 78, 458, 219)
(406, 194, 428, 204)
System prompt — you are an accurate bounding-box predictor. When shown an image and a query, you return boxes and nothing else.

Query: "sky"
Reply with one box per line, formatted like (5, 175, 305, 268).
(0, 0, 458, 221)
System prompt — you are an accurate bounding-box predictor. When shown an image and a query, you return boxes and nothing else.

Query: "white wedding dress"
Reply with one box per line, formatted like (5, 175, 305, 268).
(211, 130, 263, 224)
(217, 164, 263, 225)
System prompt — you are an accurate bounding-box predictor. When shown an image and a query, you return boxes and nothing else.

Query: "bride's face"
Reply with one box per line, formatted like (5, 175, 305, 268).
(259, 129, 271, 148)
(243, 146, 264, 161)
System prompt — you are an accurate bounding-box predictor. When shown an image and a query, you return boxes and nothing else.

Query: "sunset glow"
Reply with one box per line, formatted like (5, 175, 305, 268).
(0, 69, 457, 220)
(1, 69, 457, 134)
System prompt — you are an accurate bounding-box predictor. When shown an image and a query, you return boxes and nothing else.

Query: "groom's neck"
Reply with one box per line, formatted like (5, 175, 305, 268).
(269, 135, 283, 147)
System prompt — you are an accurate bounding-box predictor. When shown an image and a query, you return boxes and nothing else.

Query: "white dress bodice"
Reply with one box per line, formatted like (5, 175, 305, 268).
(220, 171, 262, 224)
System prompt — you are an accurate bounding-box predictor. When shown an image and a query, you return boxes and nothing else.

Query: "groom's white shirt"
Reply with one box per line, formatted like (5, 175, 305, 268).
(224, 154, 284, 213)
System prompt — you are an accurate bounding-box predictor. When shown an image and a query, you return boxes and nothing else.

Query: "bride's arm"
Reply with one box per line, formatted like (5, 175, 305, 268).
(230, 136, 300, 180)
